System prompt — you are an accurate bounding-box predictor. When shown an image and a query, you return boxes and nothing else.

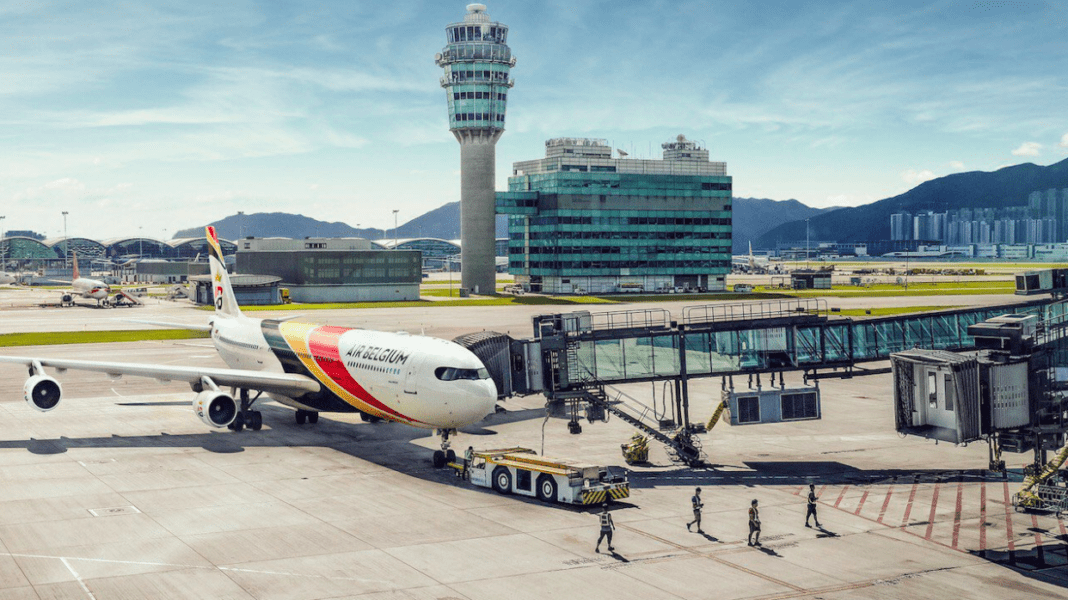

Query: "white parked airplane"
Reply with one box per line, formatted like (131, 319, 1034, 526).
(0, 272, 14, 285)
(0, 227, 498, 466)
(51, 251, 113, 307)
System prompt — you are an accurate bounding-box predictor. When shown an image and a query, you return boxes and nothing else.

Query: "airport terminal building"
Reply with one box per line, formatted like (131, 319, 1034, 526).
(496, 137, 732, 294)
(235, 238, 421, 303)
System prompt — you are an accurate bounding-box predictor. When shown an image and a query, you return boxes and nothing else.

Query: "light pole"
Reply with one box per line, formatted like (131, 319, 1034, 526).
(62, 211, 69, 269)
(393, 210, 399, 250)
(0, 215, 5, 270)
(805, 218, 810, 270)
(237, 211, 245, 239)
(138, 226, 143, 258)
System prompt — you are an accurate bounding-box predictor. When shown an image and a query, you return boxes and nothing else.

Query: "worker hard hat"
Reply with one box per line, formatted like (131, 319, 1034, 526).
(752, 499, 758, 505)
(602, 503, 609, 509)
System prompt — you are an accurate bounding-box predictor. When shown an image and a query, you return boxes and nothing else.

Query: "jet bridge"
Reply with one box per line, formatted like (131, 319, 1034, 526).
(455, 291, 1067, 467)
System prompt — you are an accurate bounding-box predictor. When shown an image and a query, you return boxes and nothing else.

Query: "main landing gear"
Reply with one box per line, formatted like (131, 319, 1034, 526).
(228, 388, 264, 432)
(432, 429, 457, 469)
(295, 409, 319, 425)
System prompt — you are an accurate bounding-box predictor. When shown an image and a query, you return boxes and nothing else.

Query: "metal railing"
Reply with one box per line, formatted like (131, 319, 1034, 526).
(589, 308, 671, 332)
(683, 298, 827, 326)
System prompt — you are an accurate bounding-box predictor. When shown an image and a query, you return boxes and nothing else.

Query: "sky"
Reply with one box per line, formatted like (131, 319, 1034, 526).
(1, 0, 1066, 240)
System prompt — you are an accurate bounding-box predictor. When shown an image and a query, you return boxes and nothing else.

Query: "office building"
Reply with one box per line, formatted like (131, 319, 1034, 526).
(497, 136, 731, 294)
(236, 238, 420, 303)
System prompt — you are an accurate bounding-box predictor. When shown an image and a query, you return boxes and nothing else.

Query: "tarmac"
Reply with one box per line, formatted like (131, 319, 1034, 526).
(0, 290, 1065, 599)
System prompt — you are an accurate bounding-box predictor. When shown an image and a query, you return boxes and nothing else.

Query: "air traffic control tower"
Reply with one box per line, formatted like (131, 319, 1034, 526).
(436, 3, 515, 294)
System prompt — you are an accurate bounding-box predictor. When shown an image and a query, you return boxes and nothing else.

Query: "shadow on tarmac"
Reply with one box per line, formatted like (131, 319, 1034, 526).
(628, 461, 1022, 489)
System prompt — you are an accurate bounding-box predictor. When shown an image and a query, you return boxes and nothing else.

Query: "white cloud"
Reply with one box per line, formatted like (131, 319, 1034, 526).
(901, 169, 936, 186)
(1012, 141, 1043, 156)
(948, 160, 965, 170)
(1061, 133, 1068, 148)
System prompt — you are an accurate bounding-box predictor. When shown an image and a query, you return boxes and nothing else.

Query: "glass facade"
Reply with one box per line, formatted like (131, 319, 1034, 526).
(238, 250, 421, 285)
(0, 237, 56, 261)
(498, 155, 732, 289)
(436, 7, 514, 132)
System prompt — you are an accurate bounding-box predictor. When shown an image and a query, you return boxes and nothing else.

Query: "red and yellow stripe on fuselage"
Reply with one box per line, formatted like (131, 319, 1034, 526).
(277, 322, 423, 426)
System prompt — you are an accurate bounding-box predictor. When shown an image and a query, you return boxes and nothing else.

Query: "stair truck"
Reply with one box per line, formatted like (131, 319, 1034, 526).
(454, 448, 630, 505)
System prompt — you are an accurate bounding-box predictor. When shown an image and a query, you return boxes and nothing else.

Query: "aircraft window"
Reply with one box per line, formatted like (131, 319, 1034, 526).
(435, 367, 493, 381)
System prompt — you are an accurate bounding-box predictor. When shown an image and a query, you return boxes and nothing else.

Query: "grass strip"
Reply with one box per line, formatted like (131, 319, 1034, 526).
(0, 329, 210, 347)
(831, 305, 965, 317)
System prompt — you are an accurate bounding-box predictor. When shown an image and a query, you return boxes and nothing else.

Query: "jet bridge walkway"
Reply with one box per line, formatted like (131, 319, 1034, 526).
(458, 296, 1067, 466)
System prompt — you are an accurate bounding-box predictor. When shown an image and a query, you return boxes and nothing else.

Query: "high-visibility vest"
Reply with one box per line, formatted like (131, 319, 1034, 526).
(600, 513, 612, 528)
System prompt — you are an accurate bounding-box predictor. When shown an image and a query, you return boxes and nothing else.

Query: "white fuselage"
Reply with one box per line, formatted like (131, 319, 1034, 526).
(72, 277, 111, 300)
(0, 273, 14, 285)
(210, 316, 498, 430)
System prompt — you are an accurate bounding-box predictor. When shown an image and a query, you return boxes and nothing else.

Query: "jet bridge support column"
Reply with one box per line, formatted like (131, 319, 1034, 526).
(679, 324, 691, 429)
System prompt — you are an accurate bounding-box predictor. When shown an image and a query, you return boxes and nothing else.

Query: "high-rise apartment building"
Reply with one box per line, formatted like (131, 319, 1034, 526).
(496, 137, 731, 294)
(436, 3, 515, 294)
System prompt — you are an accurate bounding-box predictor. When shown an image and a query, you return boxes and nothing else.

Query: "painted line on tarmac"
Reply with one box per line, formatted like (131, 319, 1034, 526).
(2, 552, 393, 585)
(60, 557, 97, 600)
(951, 480, 963, 549)
(925, 481, 941, 541)
(1002, 480, 1016, 552)
(900, 480, 919, 528)
(979, 481, 987, 552)
(833, 485, 849, 509)
(1031, 513, 1043, 548)
(876, 483, 894, 524)
(853, 488, 869, 516)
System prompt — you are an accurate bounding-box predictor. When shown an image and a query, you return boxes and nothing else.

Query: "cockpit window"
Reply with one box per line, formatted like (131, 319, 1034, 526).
(435, 366, 492, 381)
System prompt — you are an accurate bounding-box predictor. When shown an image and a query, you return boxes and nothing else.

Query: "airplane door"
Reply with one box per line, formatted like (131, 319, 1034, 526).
(403, 354, 424, 395)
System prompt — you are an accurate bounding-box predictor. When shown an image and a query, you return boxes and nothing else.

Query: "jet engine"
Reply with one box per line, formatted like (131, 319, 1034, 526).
(193, 390, 237, 428)
(24, 375, 62, 412)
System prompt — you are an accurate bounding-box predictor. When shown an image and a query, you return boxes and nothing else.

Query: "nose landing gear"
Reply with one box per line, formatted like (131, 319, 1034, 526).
(432, 428, 457, 469)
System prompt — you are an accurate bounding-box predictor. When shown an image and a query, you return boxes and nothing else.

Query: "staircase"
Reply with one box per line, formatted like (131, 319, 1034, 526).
(560, 383, 706, 467)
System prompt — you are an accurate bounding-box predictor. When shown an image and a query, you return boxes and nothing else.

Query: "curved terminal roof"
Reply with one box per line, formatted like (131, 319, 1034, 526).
(169, 238, 238, 258)
(377, 238, 462, 257)
(41, 237, 107, 258)
(0, 237, 57, 260)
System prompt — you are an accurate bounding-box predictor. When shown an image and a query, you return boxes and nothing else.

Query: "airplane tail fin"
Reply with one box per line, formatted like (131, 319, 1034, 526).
(71, 250, 80, 280)
(206, 226, 243, 318)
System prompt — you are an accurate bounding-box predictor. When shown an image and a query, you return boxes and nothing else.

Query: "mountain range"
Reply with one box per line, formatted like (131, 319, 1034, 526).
(756, 157, 1068, 248)
(176, 198, 823, 252)
(173, 204, 508, 242)
(175, 158, 1068, 250)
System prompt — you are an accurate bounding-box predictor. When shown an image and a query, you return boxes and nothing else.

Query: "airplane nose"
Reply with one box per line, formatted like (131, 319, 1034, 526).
(464, 379, 498, 423)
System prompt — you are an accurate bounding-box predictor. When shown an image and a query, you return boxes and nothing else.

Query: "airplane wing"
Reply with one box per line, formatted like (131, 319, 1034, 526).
(0, 356, 320, 396)
(120, 318, 213, 332)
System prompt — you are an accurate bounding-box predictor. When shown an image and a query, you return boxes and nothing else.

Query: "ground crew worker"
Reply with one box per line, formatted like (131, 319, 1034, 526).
(686, 487, 704, 533)
(748, 499, 761, 546)
(463, 446, 474, 479)
(805, 484, 822, 528)
(595, 503, 615, 553)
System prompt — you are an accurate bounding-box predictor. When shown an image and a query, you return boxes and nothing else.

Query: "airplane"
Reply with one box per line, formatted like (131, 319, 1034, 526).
(0, 272, 14, 285)
(50, 251, 114, 307)
(0, 227, 498, 467)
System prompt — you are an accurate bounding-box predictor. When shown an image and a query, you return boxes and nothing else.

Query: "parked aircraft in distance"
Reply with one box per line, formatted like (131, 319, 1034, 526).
(49, 251, 113, 307)
(0, 227, 498, 466)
